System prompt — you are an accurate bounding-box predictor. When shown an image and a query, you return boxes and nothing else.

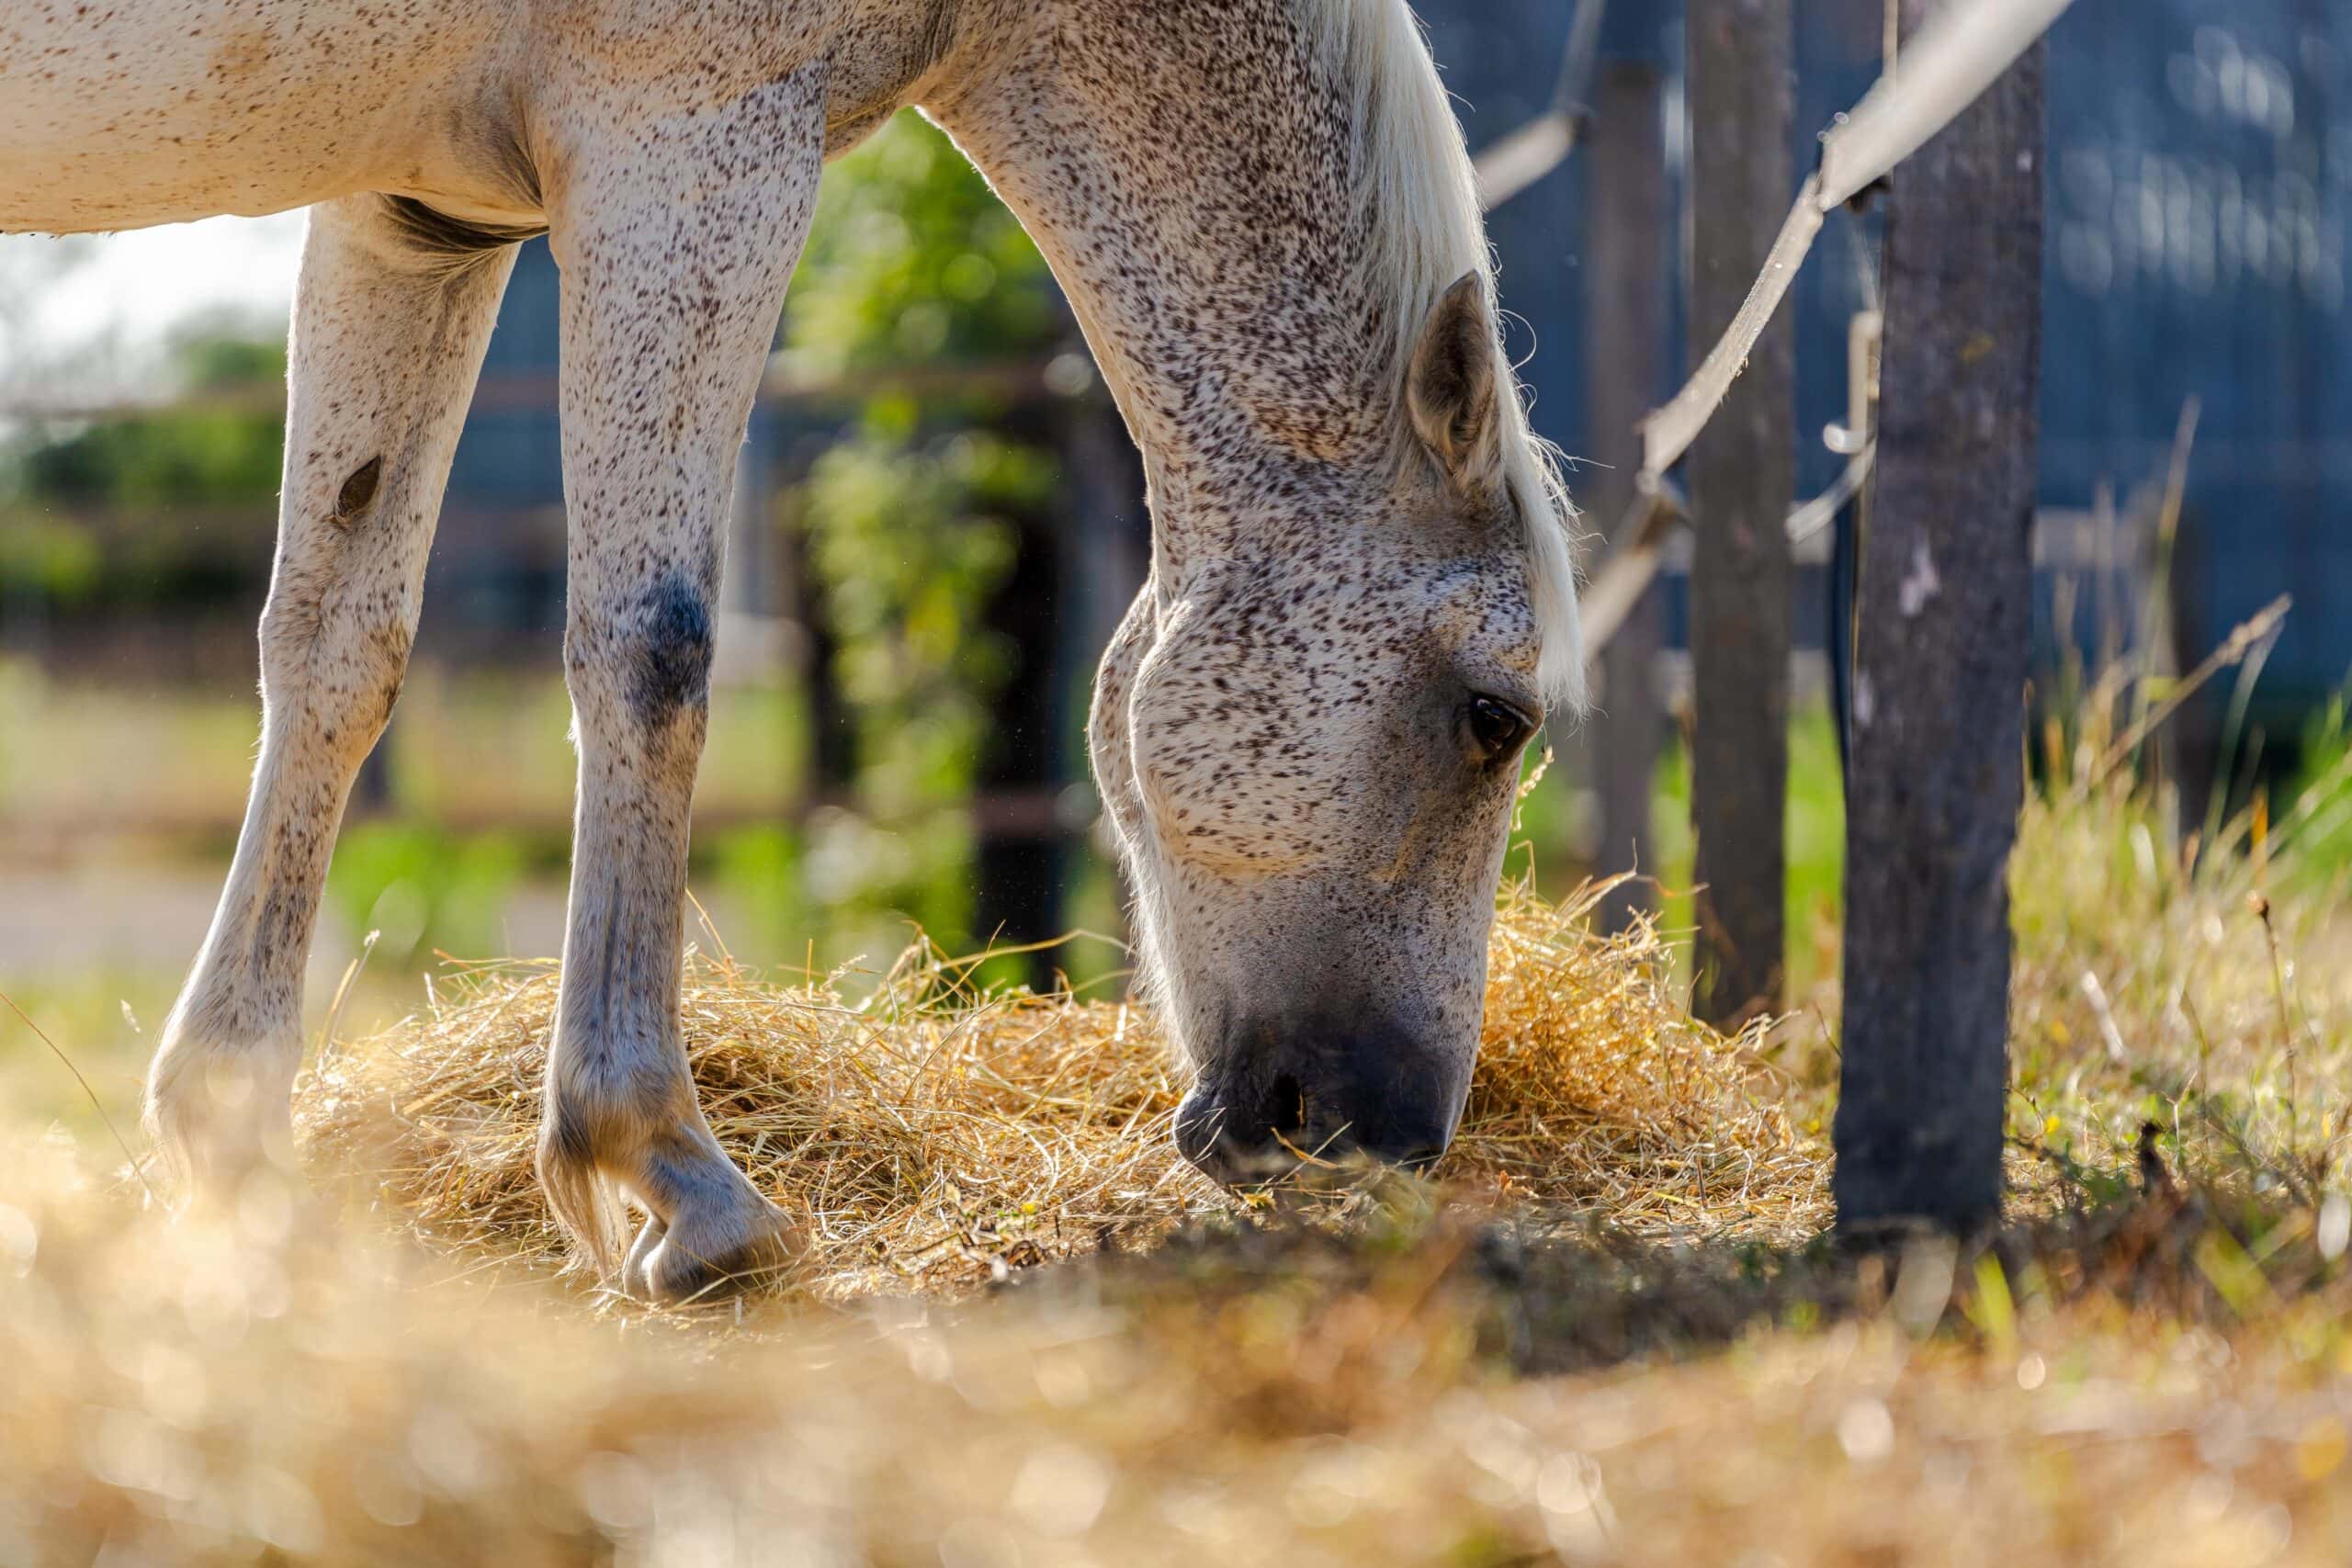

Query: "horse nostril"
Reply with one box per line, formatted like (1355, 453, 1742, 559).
(1267, 1073, 1306, 1139)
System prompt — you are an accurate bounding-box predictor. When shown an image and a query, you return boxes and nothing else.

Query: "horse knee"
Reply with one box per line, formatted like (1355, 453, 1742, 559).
(568, 570, 715, 741)
(626, 573, 715, 727)
(256, 566, 414, 753)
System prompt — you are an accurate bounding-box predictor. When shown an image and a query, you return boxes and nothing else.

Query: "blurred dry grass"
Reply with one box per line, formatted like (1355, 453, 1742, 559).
(10, 667, 2352, 1563)
(11, 1083, 2352, 1565)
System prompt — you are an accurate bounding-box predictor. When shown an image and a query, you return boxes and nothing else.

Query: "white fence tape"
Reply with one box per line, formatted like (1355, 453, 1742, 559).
(1576, 438, 1877, 657)
(1634, 0, 2077, 481)
(1815, 0, 2076, 209)
(1474, 113, 1582, 210)
(1784, 441, 1878, 547)
(1574, 481, 1680, 656)
(1637, 187, 1827, 479)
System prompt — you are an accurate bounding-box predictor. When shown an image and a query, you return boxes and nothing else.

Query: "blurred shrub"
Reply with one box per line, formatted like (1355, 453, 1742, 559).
(786, 111, 1059, 375)
(0, 329, 284, 612)
(0, 518, 102, 602)
(325, 822, 526, 969)
(15, 405, 280, 510)
(782, 111, 1064, 951)
(7, 331, 283, 508)
(704, 824, 809, 970)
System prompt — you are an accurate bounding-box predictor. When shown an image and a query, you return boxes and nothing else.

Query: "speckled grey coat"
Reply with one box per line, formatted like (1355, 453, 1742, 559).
(2, 0, 1582, 1300)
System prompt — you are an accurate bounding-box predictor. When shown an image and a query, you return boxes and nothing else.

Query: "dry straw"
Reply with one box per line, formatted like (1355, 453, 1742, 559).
(298, 879, 1828, 1298)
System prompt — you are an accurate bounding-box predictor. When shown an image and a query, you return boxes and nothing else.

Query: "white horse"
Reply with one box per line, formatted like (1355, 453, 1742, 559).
(3, 0, 1581, 1299)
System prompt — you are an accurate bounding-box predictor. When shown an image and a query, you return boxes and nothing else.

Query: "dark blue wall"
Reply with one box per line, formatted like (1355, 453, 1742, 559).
(2038, 0, 2352, 723)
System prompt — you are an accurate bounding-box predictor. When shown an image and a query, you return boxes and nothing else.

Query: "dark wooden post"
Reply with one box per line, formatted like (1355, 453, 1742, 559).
(969, 507, 1064, 984)
(969, 390, 1072, 987)
(1833, 24, 2046, 1233)
(1583, 57, 1670, 935)
(1685, 0, 1793, 1027)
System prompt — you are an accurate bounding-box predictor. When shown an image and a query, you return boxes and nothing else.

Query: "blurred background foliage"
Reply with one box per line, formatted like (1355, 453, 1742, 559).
(786, 112, 1059, 373)
(784, 111, 1066, 959)
(0, 331, 285, 604)
(0, 109, 1124, 1071)
(13, 336, 283, 509)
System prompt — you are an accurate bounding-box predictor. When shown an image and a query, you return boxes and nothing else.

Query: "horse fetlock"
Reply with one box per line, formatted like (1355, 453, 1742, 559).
(534, 1077, 643, 1272)
(144, 1025, 303, 1206)
(537, 1068, 796, 1301)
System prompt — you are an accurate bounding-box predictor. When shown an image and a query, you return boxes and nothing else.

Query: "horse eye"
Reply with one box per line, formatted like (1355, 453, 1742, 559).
(1462, 694, 1532, 764)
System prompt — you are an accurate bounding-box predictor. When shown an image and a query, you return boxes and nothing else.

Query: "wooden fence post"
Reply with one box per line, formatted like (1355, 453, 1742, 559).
(1583, 56, 1670, 936)
(970, 453, 1066, 984)
(1686, 0, 1794, 1027)
(1833, 22, 2046, 1232)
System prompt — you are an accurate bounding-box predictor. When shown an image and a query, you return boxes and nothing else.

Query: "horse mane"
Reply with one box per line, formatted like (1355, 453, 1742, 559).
(1299, 0, 1587, 711)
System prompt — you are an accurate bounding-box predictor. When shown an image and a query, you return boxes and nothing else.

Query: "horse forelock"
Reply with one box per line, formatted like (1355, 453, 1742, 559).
(1297, 0, 1586, 714)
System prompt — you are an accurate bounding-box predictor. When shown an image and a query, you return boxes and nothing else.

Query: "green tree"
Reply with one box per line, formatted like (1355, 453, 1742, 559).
(781, 111, 1065, 953)
(10, 329, 283, 509)
(0, 325, 284, 604)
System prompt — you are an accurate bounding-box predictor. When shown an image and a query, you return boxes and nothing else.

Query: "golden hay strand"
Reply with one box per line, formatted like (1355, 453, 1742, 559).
(297, 881, 1828, 1297)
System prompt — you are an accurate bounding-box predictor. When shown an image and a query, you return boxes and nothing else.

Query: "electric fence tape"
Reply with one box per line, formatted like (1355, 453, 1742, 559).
(1579, 0, 2077, 659)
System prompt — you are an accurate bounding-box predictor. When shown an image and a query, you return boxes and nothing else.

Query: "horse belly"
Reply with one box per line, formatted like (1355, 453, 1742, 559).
(0, 0, 502, 233)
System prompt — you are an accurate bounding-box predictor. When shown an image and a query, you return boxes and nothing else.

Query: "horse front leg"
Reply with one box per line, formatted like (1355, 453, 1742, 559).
(148, 197, 516, 1201)
(536, 72, 826, 1303)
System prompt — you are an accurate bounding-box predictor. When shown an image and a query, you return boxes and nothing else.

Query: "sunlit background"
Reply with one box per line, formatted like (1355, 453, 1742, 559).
(6, 0, 2351, 1126)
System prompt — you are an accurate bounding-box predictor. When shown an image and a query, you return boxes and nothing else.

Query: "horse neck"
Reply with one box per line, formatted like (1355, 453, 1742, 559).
(928, 0, 1408, 550)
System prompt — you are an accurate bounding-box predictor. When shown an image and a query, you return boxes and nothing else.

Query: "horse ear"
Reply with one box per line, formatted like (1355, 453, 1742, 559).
(1407, 270, 1503, 495)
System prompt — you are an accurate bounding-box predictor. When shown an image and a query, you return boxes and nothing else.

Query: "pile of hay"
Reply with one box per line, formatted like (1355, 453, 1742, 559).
(298, 882, 1826, 1297)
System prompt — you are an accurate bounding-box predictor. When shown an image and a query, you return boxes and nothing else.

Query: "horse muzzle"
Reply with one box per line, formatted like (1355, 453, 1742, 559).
(1171, 1020, 1468, 1188)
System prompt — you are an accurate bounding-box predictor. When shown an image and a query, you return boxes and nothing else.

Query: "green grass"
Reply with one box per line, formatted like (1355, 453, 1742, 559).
(1646, 703, 1849, 998)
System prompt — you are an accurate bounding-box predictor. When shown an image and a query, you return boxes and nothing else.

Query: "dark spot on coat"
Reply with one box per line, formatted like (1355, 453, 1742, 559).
(627, 573, 715, 727)
(334, 456, 382, 522)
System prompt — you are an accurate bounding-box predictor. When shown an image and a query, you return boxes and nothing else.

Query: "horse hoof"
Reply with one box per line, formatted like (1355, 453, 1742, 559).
(619, 1213, 668, 1301)
(633, 1200, 800, 1306)
(143, 1035, 300, 1209)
